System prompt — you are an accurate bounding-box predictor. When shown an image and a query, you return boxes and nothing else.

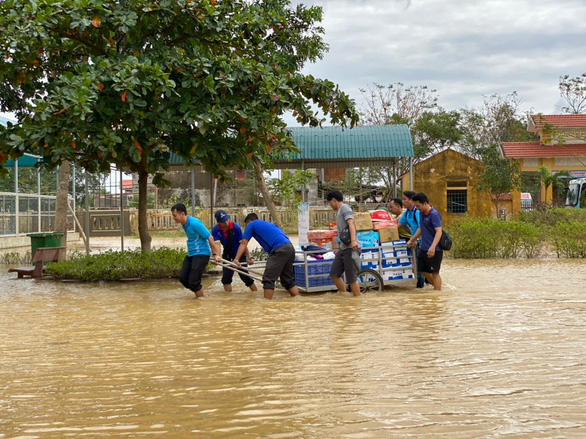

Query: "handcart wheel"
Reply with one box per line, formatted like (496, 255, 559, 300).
(356, 268, 384, 293)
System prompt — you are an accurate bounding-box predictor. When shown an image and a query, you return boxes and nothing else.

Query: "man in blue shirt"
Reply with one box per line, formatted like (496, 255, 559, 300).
(406, 193, 443, 291)
(212, 210, 257, 293)
(400, 190, 426, 288)
(233, 213, 299, 300)
(171, 203, 220, 298)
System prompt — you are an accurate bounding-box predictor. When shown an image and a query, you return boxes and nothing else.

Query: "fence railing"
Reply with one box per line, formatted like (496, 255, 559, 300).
(0, 192, 72, 235)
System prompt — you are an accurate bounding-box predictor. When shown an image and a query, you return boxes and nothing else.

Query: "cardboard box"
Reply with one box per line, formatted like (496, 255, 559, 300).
(372, 220, 396, 230)
(377, 227, 399, 243)
(353, 212, 374, 231)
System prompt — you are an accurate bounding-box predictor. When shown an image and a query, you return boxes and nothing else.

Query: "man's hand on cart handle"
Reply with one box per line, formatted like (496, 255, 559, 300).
(234, 259, 242, 268)
(247, 257, 254, 266)
(212, 253, 220, 263)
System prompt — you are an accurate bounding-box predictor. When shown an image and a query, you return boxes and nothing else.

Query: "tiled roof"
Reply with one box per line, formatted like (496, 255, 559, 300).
(501, 141, 586, 158)
(530, 114, 586, 129)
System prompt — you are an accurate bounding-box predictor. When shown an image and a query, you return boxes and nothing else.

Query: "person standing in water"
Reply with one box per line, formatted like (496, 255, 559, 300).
(171, 203, 220, 298)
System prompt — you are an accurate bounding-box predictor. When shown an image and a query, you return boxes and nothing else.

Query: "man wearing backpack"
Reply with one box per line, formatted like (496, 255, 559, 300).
(406, 192, 443, 291)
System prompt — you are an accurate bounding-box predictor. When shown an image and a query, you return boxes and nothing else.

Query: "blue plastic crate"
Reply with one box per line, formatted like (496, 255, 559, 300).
(294, 259, 335, 288)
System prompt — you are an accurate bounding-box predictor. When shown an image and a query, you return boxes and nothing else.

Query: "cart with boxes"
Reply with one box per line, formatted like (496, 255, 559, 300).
(295, 209, 416, 293)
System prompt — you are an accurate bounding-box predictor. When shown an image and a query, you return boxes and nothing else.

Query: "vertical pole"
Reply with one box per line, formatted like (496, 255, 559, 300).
(85, 169, 90, 255)
(301, 160, 306, 203)
(409, 157, 413, 191)
(190, 167, 196, 217)
(72, 164, 76, 231)
(120, 169, 124, 252)
(37, 166, 41, 232)
(209, 172, 214, 227)
(15, 158, 19, 234)
(393, 161, 397, 198)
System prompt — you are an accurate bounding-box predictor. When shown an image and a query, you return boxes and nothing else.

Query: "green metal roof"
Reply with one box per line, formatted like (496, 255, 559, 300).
(169, 125, 413, 168)
(1, 115, 42, 168)
(277, 125, 412, 168)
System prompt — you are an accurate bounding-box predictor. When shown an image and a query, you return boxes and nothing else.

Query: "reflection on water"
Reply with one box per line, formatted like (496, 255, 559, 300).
(1, 259, 586, 438)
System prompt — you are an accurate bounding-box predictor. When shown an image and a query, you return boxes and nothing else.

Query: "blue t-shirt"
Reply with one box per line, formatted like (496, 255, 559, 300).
(419, 207, 442, 252)
(211, 221, 244, 258)
(183, 216, 211, 256)
(399, 206, 420, 237)
(242, 220, 291, 253)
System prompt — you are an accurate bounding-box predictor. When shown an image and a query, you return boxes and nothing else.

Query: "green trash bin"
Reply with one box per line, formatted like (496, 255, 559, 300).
(27, 232, 64, 259)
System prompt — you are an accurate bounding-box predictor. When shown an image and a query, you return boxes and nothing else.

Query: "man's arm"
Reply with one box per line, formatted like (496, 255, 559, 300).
(208, 236, 220, 262)
(427, 227, 442, 257)
(347, 218, 359, 251)
(233, 239, 249, 267)
(407, 227, 421, 248)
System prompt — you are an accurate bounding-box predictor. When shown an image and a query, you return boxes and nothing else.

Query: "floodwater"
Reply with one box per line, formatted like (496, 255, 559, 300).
(1, 259, 585, 438)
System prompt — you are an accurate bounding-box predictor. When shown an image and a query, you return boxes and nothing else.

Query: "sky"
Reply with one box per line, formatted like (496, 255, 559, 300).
(290, 0, 586, 120)
(2, 0, 585, 124)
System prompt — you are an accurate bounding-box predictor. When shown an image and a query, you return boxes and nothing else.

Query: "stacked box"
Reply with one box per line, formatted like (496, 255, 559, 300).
(307, 229, 338, 249)
(360, 249, 379, 270)
(353, 212, 374, 231)
(294, 259, 335, 288)
(378, 227, 400, 243)
(357, 230, 379, 248)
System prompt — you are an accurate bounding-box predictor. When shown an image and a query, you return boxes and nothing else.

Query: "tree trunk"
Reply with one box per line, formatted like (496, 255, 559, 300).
(252, 157, 283, 229)
(55, 161, 71, 243)
(137, 159, 152, 253)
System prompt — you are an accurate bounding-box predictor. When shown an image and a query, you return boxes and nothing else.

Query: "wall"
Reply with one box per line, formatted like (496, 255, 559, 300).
(401, 149, 493, 224)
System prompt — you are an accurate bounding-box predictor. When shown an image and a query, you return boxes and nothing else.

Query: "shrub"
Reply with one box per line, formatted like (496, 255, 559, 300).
(46, 247, 187, 281)
(550, 221, 586, 258)
(449, 219, 543, 259)
(518, 207, 586, 227)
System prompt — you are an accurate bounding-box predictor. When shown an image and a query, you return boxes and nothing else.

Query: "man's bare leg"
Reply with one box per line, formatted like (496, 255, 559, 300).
(223, 284, 232, 292)
(264, 288, 275, 300)
(249, 283, 258, 292)
(332, 276, 347, 293)
(431, 273, 442, 291)
(287, 286, 299, 297)
(194, 288, 204, 298)
(349, 281, 362, 296)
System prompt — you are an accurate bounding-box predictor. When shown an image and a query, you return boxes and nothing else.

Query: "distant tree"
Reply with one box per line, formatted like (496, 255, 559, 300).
(0, 0, 358, 252)
(358, 83, 460, 193)
(559, 73, 586, 114)
(459, 92, 535, 159)
(359, 82, 438, 126)
(537, 165, 571, 204)
(477, 145, 521, 219)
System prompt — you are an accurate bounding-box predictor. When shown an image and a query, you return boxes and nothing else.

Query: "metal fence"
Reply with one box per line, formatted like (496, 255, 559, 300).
(0, 192, 64, 235)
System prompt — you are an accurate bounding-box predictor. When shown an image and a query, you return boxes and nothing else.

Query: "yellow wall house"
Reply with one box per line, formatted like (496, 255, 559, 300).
(401, 149, 493, 225)
(501, 114, 586, 206)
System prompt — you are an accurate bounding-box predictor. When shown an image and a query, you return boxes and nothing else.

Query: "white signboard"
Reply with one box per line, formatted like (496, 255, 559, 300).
(297, 202, 310, 245)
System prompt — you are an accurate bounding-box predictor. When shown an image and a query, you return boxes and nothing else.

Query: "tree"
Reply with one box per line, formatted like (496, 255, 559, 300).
(559, 73, 586, 114)
(360, 82, 438, 126)
(537, 165, 571, 204)
(477, 145, 521, 219)
(358, 83, 460, 192)
(0, 0, 358, 251)
(458, 92, 535, 160)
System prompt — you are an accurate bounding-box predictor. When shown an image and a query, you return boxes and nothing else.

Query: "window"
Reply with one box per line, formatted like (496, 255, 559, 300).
(447, 181, 467, 213)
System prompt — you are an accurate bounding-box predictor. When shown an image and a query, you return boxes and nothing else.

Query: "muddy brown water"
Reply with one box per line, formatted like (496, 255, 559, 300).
(1, 259, 585, 438)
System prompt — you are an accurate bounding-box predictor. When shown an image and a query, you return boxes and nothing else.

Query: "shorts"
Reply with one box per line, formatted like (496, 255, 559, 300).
(417, 249, 443, 274)
(262, 243, 296, 290)
(330, 247, 360, 284)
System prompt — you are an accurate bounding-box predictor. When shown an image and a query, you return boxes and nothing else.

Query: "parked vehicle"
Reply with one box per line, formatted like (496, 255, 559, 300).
(565, 178, 586, 208)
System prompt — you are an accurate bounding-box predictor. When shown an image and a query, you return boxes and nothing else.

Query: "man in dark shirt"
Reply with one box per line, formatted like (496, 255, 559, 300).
(406, 193, 443, 290)
(211, 210, 257, 293)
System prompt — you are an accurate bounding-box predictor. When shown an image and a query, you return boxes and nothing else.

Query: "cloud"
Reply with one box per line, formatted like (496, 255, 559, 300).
(293, 0, 586, 116)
